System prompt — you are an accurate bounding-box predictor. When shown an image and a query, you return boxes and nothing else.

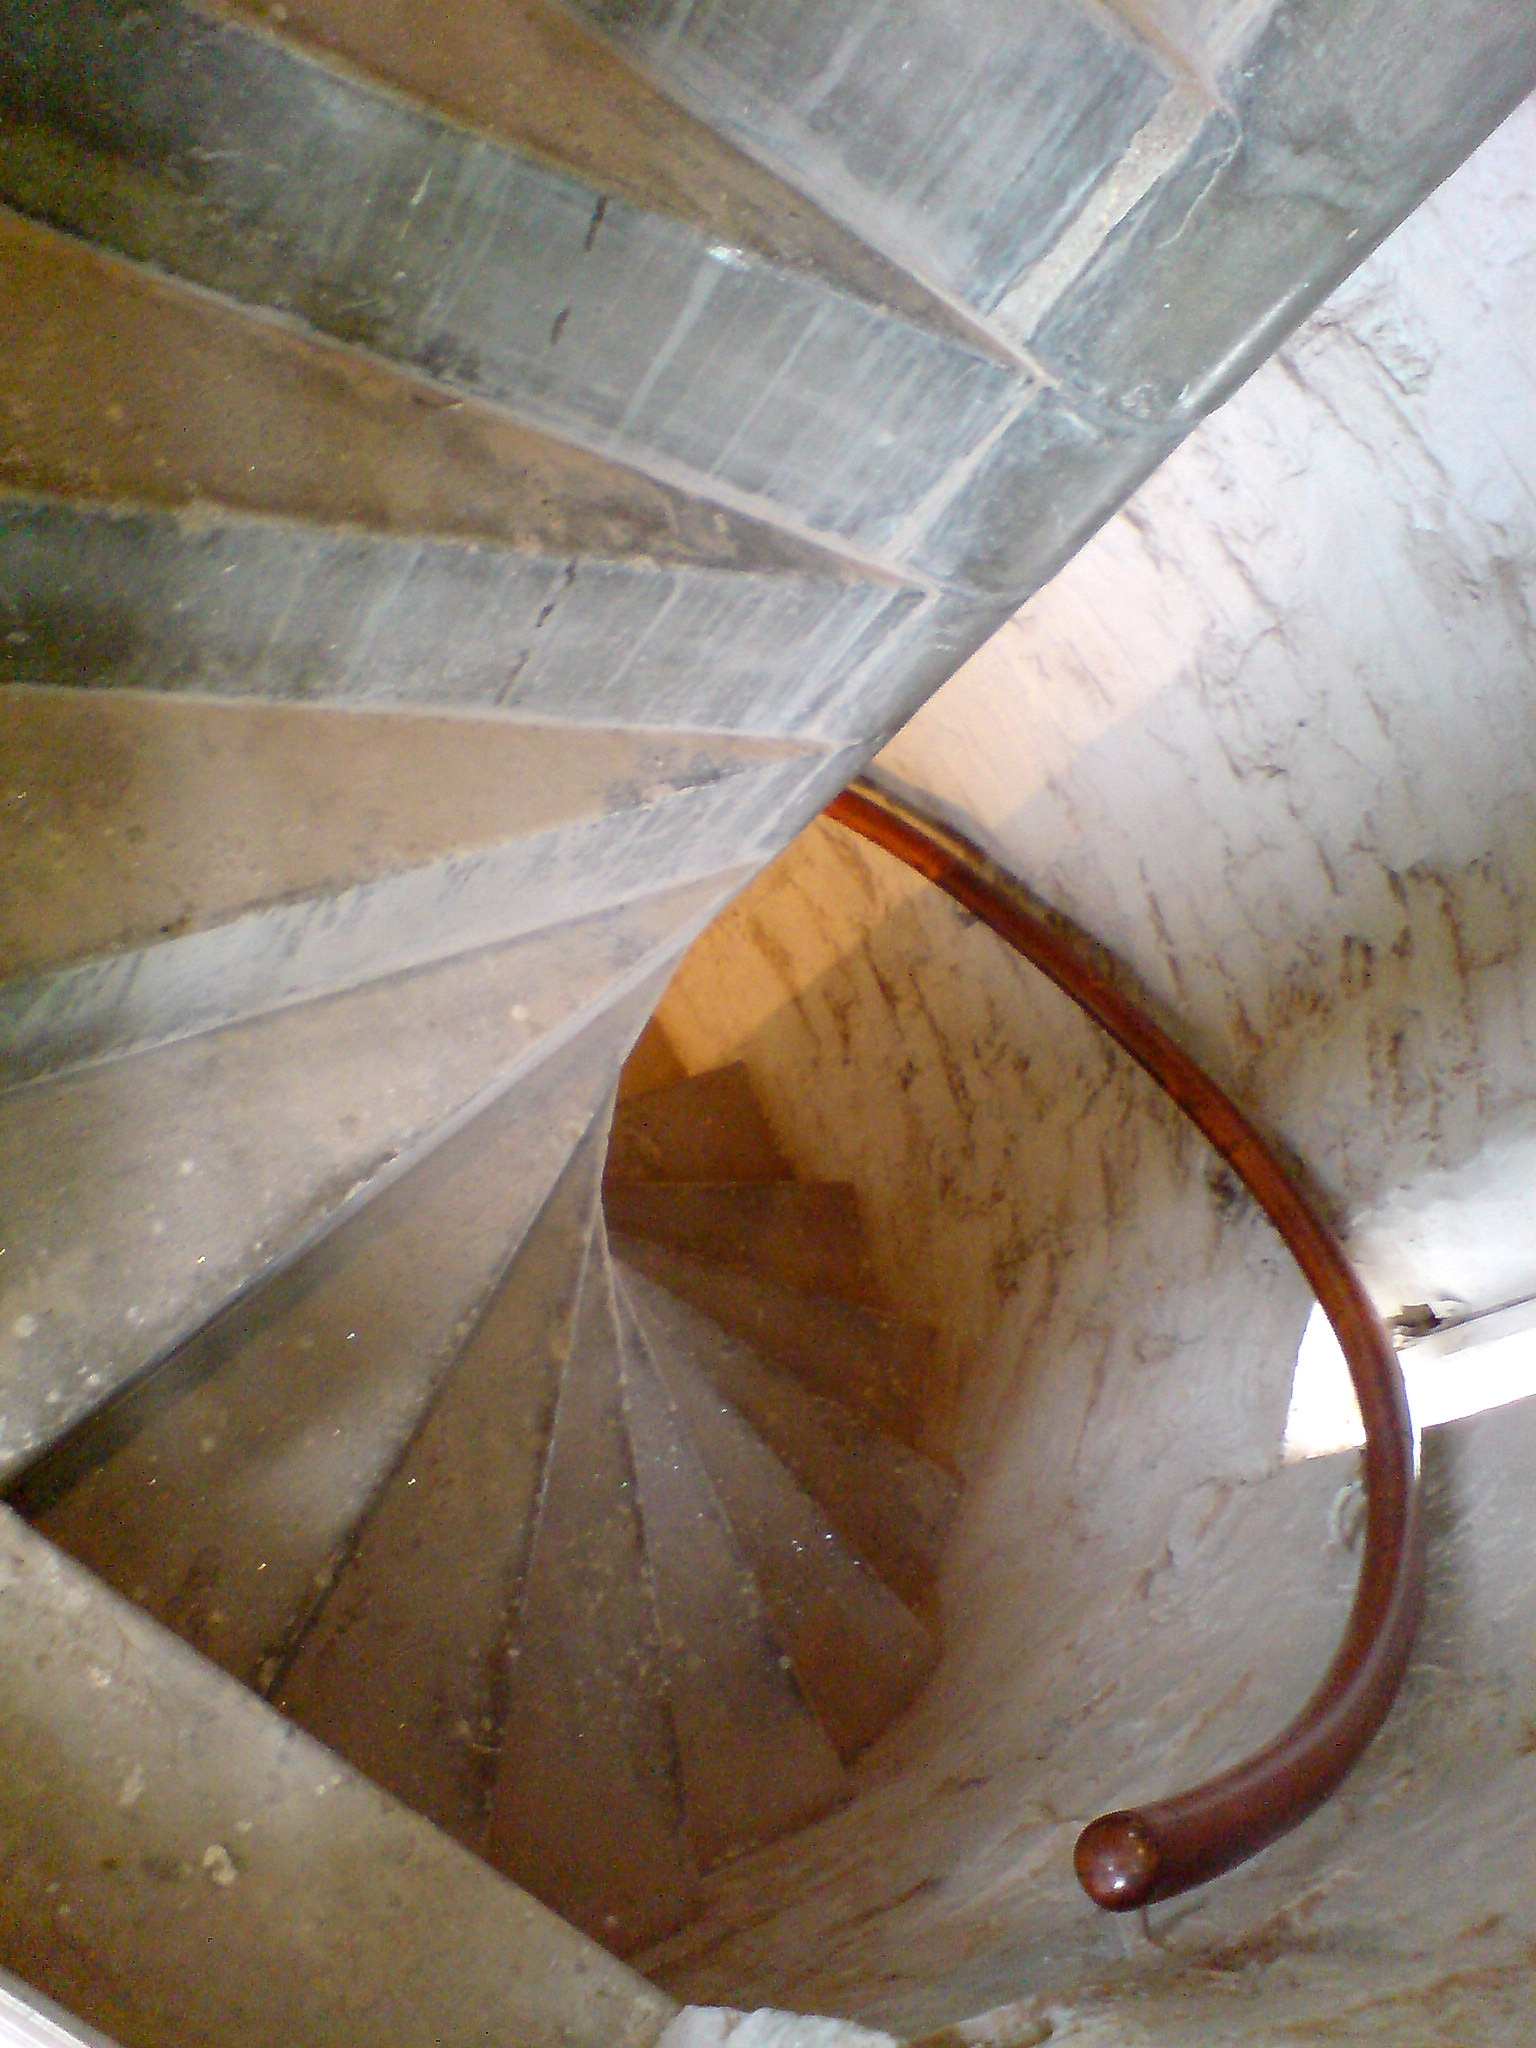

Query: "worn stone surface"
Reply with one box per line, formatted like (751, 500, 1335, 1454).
(1, 684, 818, 1081)
(272, 1107, 612, 1843)
(0, 1507, 677, 2048)
(0, 685, 806, 984)
(573, 0, 1184, 317)
(609, 1064, 794, 1187)
(615, 1234, 942, 1456)
(617, 1261, 958, 1616)
(618, 1280, 851, 1865)
(485, 1231, 703, 1952)
(636, 1295, 937, 1760)
(200, 0, 991, 351)
(0, 888, 719, 1473)
(23, 1016, 626, 1688)
(606, 1180, 884, 1308)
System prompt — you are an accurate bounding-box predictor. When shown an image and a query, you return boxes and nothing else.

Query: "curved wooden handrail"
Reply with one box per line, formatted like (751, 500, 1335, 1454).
(825, 776, 1424, 1913)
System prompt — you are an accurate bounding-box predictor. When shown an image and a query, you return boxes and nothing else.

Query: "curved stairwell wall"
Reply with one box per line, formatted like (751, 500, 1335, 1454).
(649, 100, 1536, 2038)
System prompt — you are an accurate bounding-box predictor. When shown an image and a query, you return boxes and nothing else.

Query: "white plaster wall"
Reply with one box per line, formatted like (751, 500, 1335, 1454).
(662, 89, 1536, 1463)
(651, 95, 1536, 2038)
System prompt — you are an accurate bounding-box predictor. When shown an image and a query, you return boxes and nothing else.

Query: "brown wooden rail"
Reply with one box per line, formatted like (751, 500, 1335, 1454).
(825, 776, 1424, 1913)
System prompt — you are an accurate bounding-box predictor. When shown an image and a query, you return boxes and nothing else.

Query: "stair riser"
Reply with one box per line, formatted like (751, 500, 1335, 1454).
(276, 1106, 615, 1853)
(487, 1243, 703, 1953)
(2, 745, 827, 1083)
(21, 1037, 627, 1705)
(631, 1283, 938, 1761)
(200, 0, 998, 354)
(0, 1, 1028, 570)
(571, 0, 1197, 317)
(614, 1264, 957, 1615)
(608, 1063, 792, 1187)
(0, 499, 918, 740)
(614, 1236, 940, 1455)
(604, 1181, 883, 1308)
(0, 910, 699, 1477)
(617, 1290, 850, 1867)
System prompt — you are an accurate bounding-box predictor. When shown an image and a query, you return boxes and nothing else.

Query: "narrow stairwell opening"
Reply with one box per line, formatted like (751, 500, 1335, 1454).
(6, 1017, 958, 1973)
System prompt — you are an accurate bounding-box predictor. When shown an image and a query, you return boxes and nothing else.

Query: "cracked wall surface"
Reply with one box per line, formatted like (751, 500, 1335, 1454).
(648, 93, 1536, 2040)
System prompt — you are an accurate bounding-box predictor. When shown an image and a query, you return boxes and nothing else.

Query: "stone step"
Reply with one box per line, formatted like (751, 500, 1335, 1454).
(0, 2, 1038, 589)
(612, 1235, 940, 1455)
(1, 208, 919, 747)
(617, 1018, 691, 1104)
(203, 0, 993, 354)
(607, 1064, 793, 1187)
(274, 1103, 613, 1851)
(605, 1179, 883, 1309)
(1, 681, 815, 1082)
(570, 0, 1218, 335)
(615, 1275, 849, 1865)
(0, 914, 691, 1481)
(485, 1235, 701, 1954)
(624, 1270, 937, 1761)
(14, 1008, 630, 1700)
(613, 1265, 957, 1614)
(0, 1507, 677, 2048)
(1016, 0, 1536, 429)
(0, 209, 857, 582)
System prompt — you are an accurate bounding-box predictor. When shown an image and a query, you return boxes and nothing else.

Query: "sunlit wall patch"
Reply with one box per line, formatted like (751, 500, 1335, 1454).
(1284, 1292, 1536, 1462)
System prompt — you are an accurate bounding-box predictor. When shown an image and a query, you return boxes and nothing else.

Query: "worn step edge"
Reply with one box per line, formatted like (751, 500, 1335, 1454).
(1, 684, 810, 990)
(0, 1504, 677, 2048)
(608, 1064, 794, 1188)
(0, 929, 691, 1489)
(614, 1265, 850, 1867)
(0, 207, 907, 589)
(272, 1099, 615, 1847)
(0, 766, 796, 1085)
(603, 1179, 884, 1310)
(611, 1234, 940, 1455)
(203, 0, 1013, 364)
(484, 1227, 702, 1954)
(612, 1260, 957, 1616)
(622, 1269, 938, 1761)
(26, 1048, 625, 1722)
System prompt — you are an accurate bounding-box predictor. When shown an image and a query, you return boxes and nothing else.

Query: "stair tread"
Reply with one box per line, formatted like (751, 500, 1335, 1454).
(20, 1004, 642, 1701)
(275, 1104, 611, 1849)
(614, 1272, 848, 1865)
(611, 1233, 939, 1454)
(571, 0, 1204, 324)
(603, 1179, 883, 1308)
(607, 1064, 793, 1187)
(614, 1260, 956, 1614)
(0, 1505, 674, 2048)
(616, 1017, 689, 1104)
(0, 685, 804, 995)
(622, 1270, 937, 1762)
(2, 682, 810, 1088)
(0, 896, 707, 1478)
(213, 0, 993, 355)
(0, 207, 866, 584)
(485, 1235, 700, 1954)
(0, 5, 1028, 584)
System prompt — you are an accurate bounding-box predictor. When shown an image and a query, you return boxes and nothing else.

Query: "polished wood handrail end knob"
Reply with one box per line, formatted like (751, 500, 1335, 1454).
(1074, 1812, 1160, 1912)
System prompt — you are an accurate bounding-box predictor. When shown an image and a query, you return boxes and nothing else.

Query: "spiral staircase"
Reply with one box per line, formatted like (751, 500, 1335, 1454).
(16, 1036, 957, 1965)
(2, 1, 1531, 2043)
